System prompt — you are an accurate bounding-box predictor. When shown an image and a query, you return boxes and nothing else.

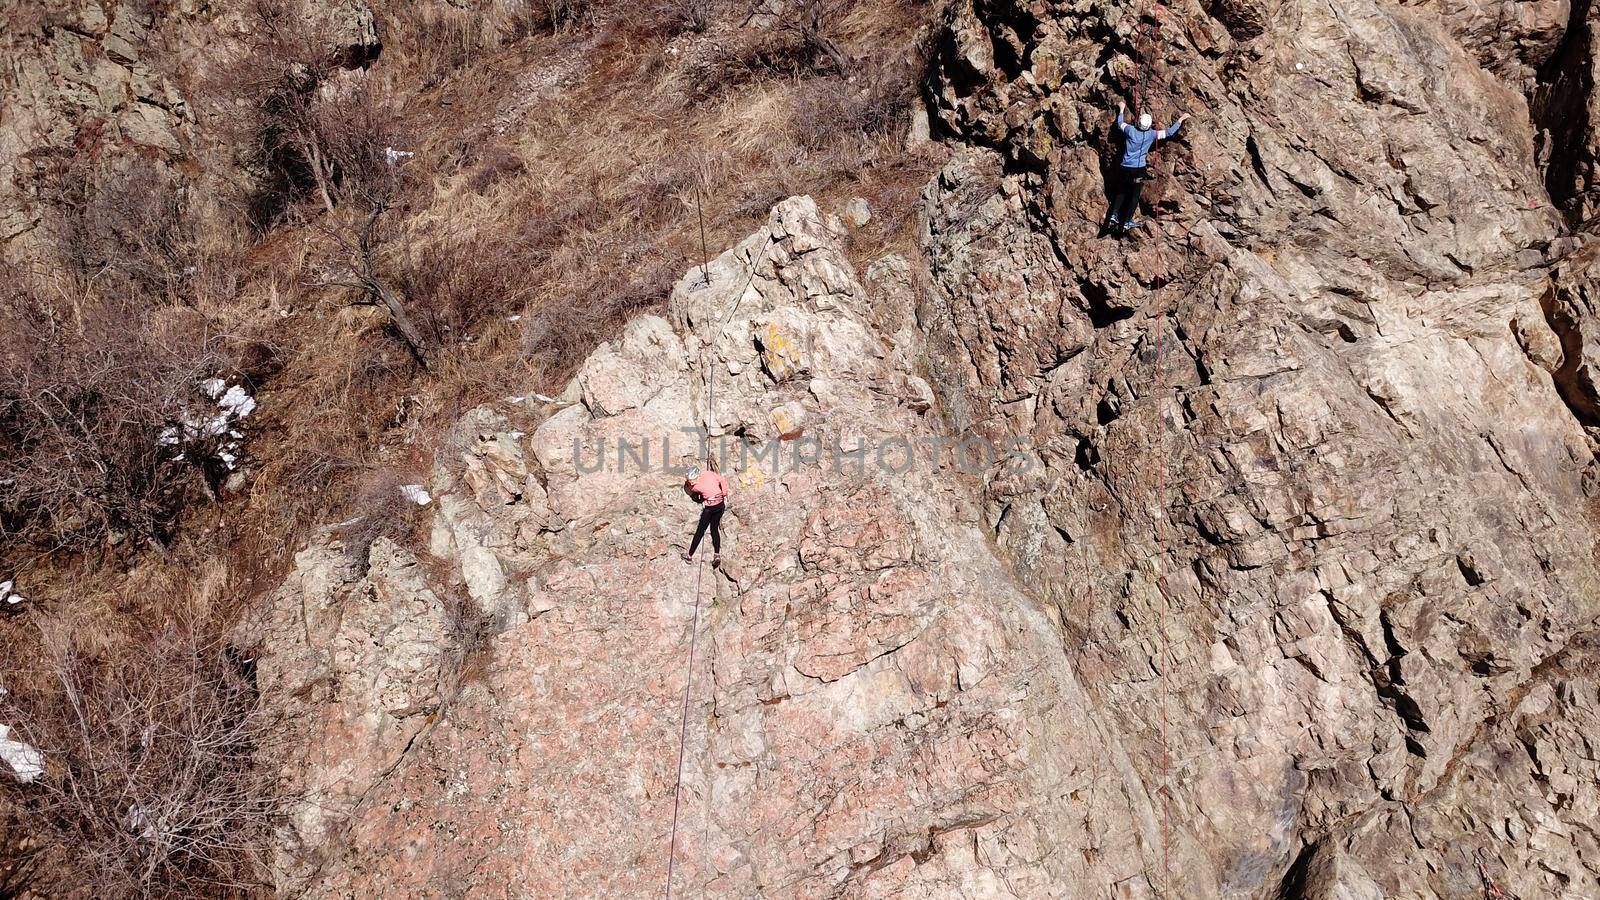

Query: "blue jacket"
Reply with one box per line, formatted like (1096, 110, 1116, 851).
(1117, 110, 1181, 168)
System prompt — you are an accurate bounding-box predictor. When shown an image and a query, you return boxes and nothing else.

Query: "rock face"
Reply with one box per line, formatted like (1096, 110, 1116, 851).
(0, 2, 192, 248)
(256, 197, 1155, 896)
(248, 0, 1600, 896)
(915, 0, 1600, 893)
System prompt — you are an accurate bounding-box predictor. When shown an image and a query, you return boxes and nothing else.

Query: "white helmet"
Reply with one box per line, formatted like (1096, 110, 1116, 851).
(1138, 113, 1153, 129)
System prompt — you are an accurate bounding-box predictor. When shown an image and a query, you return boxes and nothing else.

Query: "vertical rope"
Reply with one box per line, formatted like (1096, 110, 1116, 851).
(1131, 6, 1174, 896)
(694, 167, 712, 288)
(663, 558, 705, 900)
(663, 233, 771, 899)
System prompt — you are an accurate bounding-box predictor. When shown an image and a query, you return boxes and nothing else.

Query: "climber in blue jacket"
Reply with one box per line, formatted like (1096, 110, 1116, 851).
(1106, 99, 1189, 234)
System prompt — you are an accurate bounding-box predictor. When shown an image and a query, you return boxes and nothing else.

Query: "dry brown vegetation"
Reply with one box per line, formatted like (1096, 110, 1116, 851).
(0, 0, 942, 892)
(0, 267, 228, 555)
(213, 0, 944, 559)
(0, 561, 278, 899)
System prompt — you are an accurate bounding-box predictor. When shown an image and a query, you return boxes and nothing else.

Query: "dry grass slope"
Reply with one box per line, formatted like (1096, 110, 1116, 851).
(0, 0, 944, 893)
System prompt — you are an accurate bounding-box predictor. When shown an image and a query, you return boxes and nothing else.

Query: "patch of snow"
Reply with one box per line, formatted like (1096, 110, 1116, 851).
(400, 484, 433, 506)
(0, 725, 44, 783)
(127, 803, 161, 840)
(508, 314, 522, 322)
(217, 384, 256, 419)
(385, 147, 416, 165)
(533, 393, 559, 403)
(200, 377, 227, 399)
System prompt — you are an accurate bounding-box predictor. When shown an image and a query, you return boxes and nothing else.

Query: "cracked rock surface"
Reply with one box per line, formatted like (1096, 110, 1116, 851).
(255, 198, 1157, 896)
(249, 0, 1600, 895)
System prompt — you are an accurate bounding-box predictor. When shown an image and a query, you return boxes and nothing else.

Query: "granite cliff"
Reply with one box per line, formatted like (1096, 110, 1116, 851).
(5, 0, 1600, 896)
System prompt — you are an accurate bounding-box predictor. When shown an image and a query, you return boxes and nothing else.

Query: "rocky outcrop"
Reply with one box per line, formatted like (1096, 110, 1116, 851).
(256, 197, 1176, 896)
(0, 0, 382, 259)
(916, 0, 1600, 894)
(0, 2, 192, 248)
(243, 0, 1600, 895)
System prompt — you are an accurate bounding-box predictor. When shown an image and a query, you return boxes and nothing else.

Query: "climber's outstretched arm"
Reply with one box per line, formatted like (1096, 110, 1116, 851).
(1158, 113, 1191, 140)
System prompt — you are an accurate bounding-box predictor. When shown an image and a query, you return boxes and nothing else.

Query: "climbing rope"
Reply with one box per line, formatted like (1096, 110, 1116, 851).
(1129, 4, 1175, 895)
(663, 545, 706, 900)
(1476, 850, 1510, 898)
(663, 228, 774, 900)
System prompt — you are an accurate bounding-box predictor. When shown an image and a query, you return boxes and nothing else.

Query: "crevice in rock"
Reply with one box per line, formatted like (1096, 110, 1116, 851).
(1532, 0, 1595, 223)
(1537, 282, 1600, 428)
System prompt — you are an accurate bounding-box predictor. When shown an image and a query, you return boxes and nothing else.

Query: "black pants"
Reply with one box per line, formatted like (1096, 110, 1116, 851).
(1108, 165, 1148, 226)
(688, 504, 724, 556)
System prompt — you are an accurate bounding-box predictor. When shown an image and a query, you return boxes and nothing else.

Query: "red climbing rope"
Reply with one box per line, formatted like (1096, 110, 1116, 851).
(1476, 850, 1510, 898)
(1130, 5, 1175, 896)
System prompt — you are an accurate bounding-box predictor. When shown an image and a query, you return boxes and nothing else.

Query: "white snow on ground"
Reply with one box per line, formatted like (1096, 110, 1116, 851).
(400, 485, 433, 506)
(0, 581, 19, 607)
(217, 384, 256, 418)
(159, 379, 258, 473)
(0, 724, 43, 783)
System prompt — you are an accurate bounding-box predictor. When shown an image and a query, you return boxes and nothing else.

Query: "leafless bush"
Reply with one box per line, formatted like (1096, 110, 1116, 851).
(521, 252, 681, 382)
(400, 231, 535, 345)
(0, 270, 225, 551)
(0, 817, 40, 898)
(55, 161, 198, 302)
(387, 4, 495, 87)
(336, 468, 424, 566)
(223, 0, 394, 227)
(531, 0, 593, 32)
(682, 0, 852, 102)
(792, 65, 918, 148)
(0, 619, 279, 897)
(652, 0, 717, 35)
(749, 0, 852, 73)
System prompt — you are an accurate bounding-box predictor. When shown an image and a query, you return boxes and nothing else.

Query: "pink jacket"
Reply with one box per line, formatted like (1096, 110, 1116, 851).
(688, 471, 730, 506)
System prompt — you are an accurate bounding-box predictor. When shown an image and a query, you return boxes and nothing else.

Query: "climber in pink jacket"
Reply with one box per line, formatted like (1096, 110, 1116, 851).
(682, 458, 731, 566)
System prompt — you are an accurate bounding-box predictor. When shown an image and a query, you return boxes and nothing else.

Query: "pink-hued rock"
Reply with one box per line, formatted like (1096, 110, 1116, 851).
(247, 0, 1600, 891)
(256, 197, 1157, 896)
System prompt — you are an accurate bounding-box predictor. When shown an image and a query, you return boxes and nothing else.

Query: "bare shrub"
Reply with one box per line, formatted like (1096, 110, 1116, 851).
(289, 84, 439, 366)
(0, 618, 279, 897)
(0, 817, 40, 898)
(55, 160, 198, 302)
(530, 0, 593, 33)
(652, 0, 717, 36)
(400, 230, 535, 344)
(792, 67, 917, 149)
(388, 4, 495, 88)
(336, 467, 425, 565)
(222, 0, 394, 227)
(0, 269, 225, 551)
(521, 251, 682, 382)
